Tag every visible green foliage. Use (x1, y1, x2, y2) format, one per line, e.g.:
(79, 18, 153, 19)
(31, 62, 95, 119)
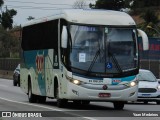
(0, 0, 17, 29)
(132, 0, 160, 8)
(138, 9, 160, 37)
(0, 0, 4, 7)
(94, 0, 125, 10)
(0, 9, 17, 29)
(0, 25, 20, 58)
(93, 0, 160, 37)
(141, 9, 159, 24)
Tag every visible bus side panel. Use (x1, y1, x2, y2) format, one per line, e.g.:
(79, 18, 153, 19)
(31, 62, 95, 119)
(20, 68, 29, 94)
(45, 49, 54, 97)
(23, 50, 48, 96)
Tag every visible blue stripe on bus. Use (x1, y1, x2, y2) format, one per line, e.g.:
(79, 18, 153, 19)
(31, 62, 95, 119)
(112, 75, 136, 85)
(73, 73, 136, 84)
(72, 73, 103, 80)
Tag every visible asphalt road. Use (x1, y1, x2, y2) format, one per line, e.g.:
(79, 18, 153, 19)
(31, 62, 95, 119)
(0, 78, 160, 120)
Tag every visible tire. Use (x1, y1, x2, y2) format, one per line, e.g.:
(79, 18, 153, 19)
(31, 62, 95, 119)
(57, 99, 67, 108)
(38, 96, 46, 103)
(55, 82, 67, 108)
(144, 101, 148, 104)
(28, 81, 37, 103)
(13, 76, 17, 86)
(13, 80, 17, 86)
(82, 100, 90, 105)
(73, 100, 90, 105)
(113, 101, 125, 110)
(18, 75, 20, 87)
(156, 101, 160, 105)
(73, 100, 81, 105)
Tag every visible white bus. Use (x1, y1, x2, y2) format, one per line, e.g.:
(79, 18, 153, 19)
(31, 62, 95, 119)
(20, 9, 148, 109)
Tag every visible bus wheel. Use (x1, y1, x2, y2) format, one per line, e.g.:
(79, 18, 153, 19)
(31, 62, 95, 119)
(82, 100, 90, 105)
(18, 75, 20, 87)
(38, 96, 46, 103)
(157, 101, 160, 105)
(144, 101, 148, 104)
(28, 81, 37, 103)
(73, 100, 90, 105)
(73, 100, 81, 105)
(113, 101, 125, 110)
(57, 99, 67, 108)
(55, 84, 67, 108)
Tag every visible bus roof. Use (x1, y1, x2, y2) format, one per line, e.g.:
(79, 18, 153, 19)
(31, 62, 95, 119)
(23, 9, 136, 27)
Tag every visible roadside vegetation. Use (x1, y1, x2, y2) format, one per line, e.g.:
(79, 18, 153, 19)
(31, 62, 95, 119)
(91, 0, 160, 37)
(0, 25, 20, 58)
(0, 0, 160, 58)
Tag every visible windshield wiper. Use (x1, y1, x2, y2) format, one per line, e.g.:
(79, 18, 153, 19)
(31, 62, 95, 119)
(86, 49, 101, 75)
(107, 40, 122, 73)
(108, 51, 122, 73)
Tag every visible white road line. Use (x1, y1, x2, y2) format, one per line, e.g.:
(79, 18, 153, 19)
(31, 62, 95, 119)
(0, 97, 97, 120)
(0, 96, 62, 111)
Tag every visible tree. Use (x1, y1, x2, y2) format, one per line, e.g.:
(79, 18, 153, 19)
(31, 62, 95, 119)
(0, 0, 17, 30)
(0, 9, 17, 29)
(0, 25, 20, 58)
(0, 0, 4, 8)
(140, 9, 160, 37)
(141, 10, 159, 25)
(73, 0, 87, 9)
(93, 0, 125, 10)
(132, 0, 160, 8)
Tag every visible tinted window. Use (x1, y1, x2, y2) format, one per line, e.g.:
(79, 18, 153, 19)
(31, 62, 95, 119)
(22, 20, 58, 51)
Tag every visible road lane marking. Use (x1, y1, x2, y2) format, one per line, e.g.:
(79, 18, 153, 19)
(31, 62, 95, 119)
(0, 96, 62, 111)
(0, 97, 96, 120)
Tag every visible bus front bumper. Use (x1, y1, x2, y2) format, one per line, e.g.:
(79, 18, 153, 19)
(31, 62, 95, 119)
(65, 82, 138, 102)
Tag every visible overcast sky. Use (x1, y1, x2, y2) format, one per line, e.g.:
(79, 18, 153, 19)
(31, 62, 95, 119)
(3, 0, 95, 26)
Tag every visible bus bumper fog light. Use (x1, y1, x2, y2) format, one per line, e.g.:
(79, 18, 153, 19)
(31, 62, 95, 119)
(129, 92, 135, 97)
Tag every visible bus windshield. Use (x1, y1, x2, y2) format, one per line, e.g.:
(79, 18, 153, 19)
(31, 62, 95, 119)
(69, 25, 138, 76)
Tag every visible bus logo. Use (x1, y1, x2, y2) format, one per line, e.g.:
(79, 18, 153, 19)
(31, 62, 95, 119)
(36, 54, 44, 74)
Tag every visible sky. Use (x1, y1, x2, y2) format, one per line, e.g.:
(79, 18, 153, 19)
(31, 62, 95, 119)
(3, 0, 96, 26)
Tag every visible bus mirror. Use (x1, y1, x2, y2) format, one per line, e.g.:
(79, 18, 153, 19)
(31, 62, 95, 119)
(137, 29, 149, 51)
(61, 26, 68, 48)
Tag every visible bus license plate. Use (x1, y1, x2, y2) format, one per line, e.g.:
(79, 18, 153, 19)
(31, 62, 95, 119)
(98, 93, 111, 97)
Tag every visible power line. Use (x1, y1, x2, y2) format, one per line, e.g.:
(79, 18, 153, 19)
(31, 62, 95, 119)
(6, 4, 70, 9)
(4, 0, 73, 6)
(6, 5, 72, 10)
(4, 1, 91, 11)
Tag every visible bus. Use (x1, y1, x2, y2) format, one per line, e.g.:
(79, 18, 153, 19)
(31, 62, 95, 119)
(20, 9, 149, 110)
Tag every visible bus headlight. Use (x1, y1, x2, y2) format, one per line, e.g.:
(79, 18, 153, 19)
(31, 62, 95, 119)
(66, 75, 84, 85)
(73, 79, 81, 85)
(124, 80, 138, 87)
(130, 81, 136, 87)
(71, 79, 83, 85)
